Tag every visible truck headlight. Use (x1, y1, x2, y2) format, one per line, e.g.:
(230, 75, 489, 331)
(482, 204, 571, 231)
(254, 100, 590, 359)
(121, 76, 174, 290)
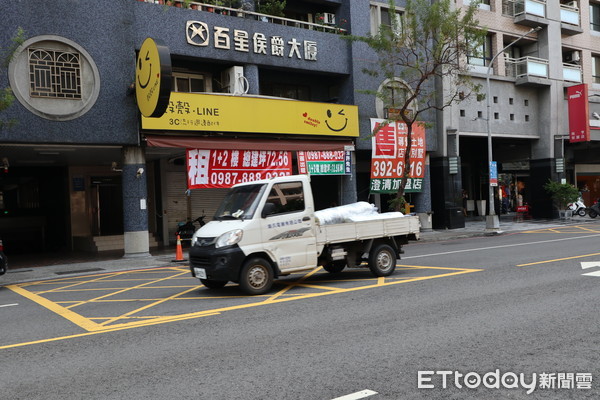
(215, 229, 243, 248)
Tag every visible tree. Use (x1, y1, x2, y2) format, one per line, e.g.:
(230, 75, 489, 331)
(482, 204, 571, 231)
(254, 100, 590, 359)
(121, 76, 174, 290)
(0, 27, 25, 130)
(350, 0, 486, 210)
(543, 180, 579, 211)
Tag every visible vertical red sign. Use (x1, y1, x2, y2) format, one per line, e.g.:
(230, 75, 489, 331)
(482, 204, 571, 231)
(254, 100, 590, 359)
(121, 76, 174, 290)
(567, 84, 590, 143)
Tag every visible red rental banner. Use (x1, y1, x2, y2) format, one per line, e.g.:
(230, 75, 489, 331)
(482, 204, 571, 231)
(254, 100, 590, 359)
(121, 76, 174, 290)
(187, 149, 292, 189)
(369, 119, 426, 193)
(567, 84, 590, 143)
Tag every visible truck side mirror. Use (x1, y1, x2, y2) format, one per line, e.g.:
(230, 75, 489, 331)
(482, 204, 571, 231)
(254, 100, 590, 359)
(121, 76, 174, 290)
(262, 202, 276, 218)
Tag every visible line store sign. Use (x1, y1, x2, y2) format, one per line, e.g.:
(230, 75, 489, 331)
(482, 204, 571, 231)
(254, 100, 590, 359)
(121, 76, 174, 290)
(186, 20, 318, 61)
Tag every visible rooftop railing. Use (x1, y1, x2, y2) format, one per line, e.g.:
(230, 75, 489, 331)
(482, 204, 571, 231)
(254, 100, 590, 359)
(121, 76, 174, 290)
(141, 0, 348, 34)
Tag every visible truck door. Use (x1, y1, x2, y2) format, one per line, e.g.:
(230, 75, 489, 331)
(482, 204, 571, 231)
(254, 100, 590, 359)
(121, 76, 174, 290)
(260, 180, 317, 271)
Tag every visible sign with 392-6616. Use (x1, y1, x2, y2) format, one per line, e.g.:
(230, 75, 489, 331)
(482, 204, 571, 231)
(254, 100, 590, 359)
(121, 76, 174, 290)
(369, 119, 426, 193)
(187, 149, 292, 189)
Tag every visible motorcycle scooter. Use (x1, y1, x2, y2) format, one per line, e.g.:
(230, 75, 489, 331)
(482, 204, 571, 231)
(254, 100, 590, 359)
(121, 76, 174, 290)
(176, 213, 206, 241)
(567, 197, 587, 216)
(587, 199, 600, 219)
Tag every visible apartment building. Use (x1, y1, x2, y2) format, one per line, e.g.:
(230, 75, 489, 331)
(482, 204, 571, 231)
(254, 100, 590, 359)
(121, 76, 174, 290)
(437, 0, 600, 219)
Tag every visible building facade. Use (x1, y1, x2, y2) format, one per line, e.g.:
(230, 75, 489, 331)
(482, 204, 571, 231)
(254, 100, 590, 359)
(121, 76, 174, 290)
(0, 0, 438, 259)
(437, 0, 600, 221)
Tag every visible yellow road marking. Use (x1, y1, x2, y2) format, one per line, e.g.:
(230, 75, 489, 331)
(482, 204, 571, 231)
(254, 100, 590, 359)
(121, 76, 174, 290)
(263, 266, 323, 303)
(99, 285, 200, 326)
(65, 270, 189, 310)
(517, 252, 600, 267)
(4, 265, 481, 350)
(7, 285, 104, 331)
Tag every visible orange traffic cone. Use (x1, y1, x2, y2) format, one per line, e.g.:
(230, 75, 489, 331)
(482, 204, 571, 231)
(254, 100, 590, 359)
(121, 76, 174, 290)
(172, 234, 186, 262)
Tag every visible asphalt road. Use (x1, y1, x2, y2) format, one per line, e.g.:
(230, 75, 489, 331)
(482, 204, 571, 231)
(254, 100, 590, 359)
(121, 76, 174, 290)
(0, 225, 598, 399)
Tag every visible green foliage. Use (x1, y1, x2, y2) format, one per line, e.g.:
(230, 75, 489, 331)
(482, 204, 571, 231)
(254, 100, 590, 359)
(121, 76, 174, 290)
(387, 196, 406, 212)
(543, 180, 579, 210)
(346, 0, 485, 202)
(1, 27, 25, 130)
(257, 0, 286, 17)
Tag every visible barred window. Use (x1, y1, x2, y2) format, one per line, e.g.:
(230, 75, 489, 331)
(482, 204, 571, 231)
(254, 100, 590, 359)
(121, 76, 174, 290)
(28, 48, 82, 99)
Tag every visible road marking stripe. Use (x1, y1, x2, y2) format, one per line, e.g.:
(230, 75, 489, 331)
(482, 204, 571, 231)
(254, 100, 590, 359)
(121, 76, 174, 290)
(331, 389, 378, 400)
(8, 285, 103, 331)
(581, 262, 600, 269)
(405, 234, 600, 260)
(582, 271, 600, 277)
(517, 252, 600, 267)
(0, 303, 18, 308)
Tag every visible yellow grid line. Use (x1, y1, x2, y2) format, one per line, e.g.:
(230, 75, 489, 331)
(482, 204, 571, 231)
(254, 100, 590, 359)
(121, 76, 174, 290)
(3, 265, 482, 349)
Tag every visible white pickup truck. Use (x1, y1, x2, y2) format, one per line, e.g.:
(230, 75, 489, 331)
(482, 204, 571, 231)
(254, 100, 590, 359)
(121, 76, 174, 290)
(189, 174, 420, 295)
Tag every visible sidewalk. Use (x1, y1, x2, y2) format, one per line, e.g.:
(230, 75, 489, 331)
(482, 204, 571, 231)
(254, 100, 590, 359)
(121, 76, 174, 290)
(1, 215, 597, 287)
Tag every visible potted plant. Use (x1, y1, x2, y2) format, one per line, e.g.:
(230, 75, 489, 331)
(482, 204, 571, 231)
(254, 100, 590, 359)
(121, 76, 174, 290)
(544, 179, 579, 219)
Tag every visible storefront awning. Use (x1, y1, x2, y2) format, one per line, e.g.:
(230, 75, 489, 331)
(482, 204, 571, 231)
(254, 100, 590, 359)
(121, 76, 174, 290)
(144, 135, 355, 151)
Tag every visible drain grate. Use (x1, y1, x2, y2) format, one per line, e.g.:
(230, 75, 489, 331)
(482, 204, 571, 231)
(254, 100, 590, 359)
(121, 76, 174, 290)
(55, 268, 105, 275)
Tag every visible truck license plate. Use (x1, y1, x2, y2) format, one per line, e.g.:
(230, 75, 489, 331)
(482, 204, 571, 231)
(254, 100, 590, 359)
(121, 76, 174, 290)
(194, 267, 207, 279)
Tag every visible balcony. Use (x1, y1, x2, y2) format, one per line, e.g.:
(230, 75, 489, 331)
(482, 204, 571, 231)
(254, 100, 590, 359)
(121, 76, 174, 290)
(503, 0, 548, 28)
(563, 63, 582, 83)
(506, 56, 551, 86)
(138, 0, 347, 35)
(560, 3, 583, 35)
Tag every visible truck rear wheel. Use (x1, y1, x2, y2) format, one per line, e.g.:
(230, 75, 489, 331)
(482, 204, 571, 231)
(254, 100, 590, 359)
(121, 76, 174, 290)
(239, 257, 274, 295)
(323, 261, 345, 273)
(368, 244, 397, 277)
(200, 279, 228, 289)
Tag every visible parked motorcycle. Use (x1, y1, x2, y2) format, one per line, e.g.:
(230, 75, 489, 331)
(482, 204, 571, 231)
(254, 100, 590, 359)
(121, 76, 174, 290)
(176, 213, 206, 240)
(587, 199, 600, 219)
(567, 197, 587, 216)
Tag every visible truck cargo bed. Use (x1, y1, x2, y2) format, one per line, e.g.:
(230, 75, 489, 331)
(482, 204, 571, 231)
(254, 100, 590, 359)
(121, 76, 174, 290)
(315, 214, 420, 245)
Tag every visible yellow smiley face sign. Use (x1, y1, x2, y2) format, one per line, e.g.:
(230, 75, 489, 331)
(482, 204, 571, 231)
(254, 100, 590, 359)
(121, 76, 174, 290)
(136, 37, 172, 118)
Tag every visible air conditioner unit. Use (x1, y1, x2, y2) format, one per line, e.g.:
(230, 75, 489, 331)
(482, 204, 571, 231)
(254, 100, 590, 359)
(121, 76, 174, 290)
(220, 66, 244, 94)
(565, 51, 580, 63)
(323, 12, 336, 25)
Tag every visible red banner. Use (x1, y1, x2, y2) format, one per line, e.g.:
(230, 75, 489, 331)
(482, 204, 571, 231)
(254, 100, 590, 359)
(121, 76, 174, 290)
(369, 119, 426, 193)
(187, 149, 292, 189)
(567, 84, 590, 143)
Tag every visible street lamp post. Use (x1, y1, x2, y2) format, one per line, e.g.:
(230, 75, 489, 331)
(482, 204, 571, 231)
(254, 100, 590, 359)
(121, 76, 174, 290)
(485, 26, 541, 231)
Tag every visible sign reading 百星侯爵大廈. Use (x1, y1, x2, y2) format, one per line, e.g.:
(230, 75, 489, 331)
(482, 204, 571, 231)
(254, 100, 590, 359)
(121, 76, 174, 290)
(186, 20, 318, 61)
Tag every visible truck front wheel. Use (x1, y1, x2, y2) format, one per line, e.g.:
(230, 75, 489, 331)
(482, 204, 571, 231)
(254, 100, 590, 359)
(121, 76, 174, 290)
(368, 244, 397, 277)
(239, 257, 274, 295)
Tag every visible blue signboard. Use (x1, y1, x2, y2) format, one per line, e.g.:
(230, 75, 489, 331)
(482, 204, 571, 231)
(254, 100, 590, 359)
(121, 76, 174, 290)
(489, 161, 498, 187)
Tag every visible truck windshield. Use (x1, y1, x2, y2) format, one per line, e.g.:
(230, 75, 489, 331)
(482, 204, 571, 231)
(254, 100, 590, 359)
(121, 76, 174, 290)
(214, 183, 267, 220)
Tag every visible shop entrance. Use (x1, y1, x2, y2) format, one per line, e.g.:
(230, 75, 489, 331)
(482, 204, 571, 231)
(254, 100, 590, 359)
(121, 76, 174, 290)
(91, 176, 123, 236)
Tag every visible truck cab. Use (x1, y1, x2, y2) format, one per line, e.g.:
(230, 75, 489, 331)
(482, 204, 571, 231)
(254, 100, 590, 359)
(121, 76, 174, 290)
(189, 175, 319, 294)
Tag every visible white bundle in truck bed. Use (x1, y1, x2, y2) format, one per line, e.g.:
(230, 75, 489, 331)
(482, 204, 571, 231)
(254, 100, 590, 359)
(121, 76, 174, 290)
(315, 201, 404, 225)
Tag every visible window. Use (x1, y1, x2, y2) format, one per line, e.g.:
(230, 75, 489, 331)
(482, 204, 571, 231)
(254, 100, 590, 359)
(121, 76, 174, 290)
(591, 3, 600, 32)
(28, 48, 81, 99)
(370, 2, 403, 36)
(468, 34, 492, 67)
(593, 55, 600, 84)
(377, 79, 413, 119)
(172, 72, 211, 93)
(261, 83, 310, 100)
(266, 182, 305, 215)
